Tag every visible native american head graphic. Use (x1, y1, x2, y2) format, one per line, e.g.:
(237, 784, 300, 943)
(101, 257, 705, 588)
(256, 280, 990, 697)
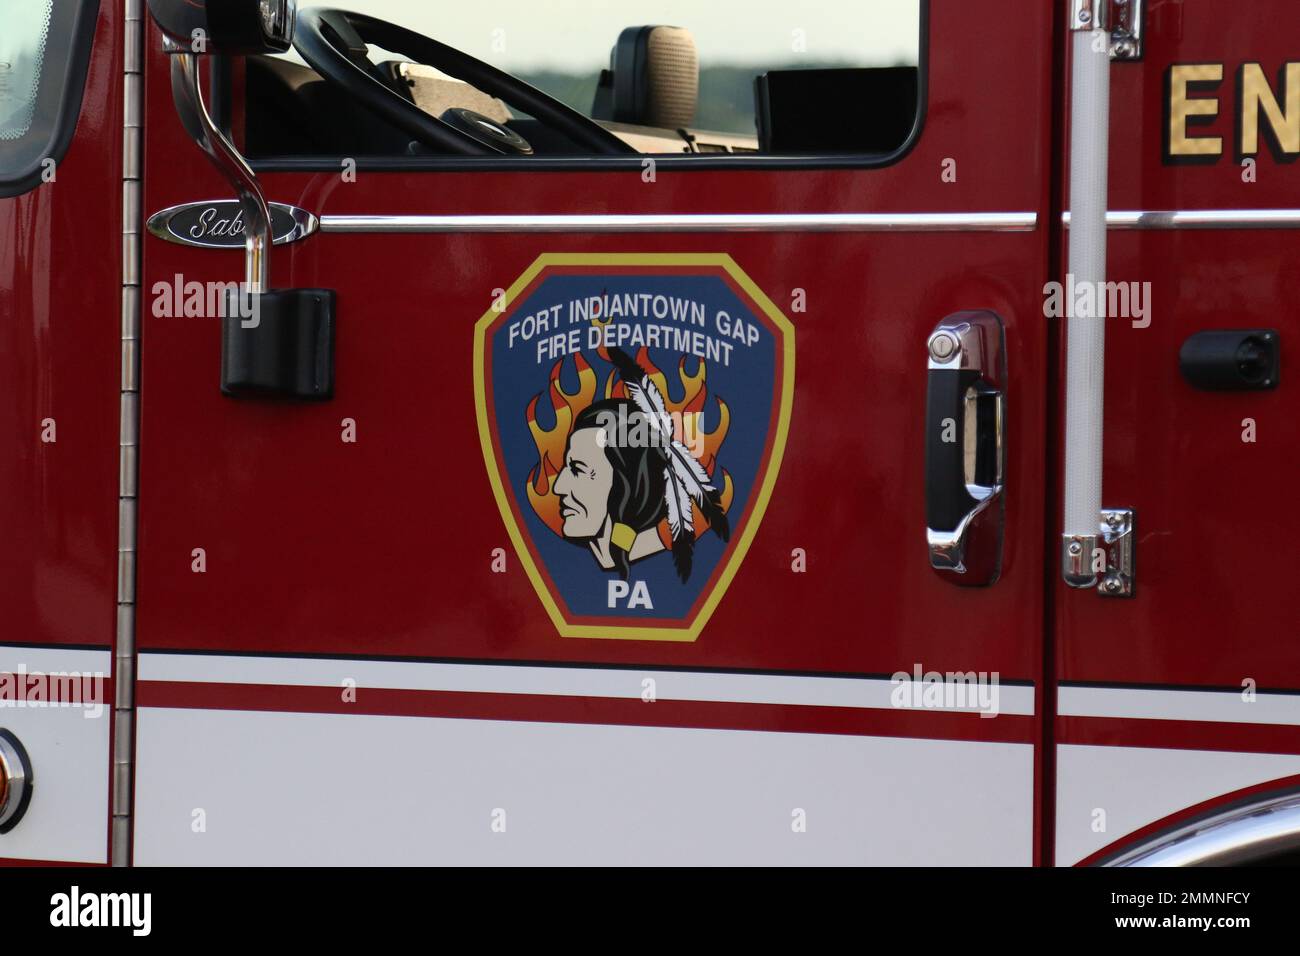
(527, 346, 731, 582)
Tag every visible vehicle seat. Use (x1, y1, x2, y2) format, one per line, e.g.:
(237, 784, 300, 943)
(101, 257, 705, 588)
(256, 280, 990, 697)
(591, 25, 698, 129)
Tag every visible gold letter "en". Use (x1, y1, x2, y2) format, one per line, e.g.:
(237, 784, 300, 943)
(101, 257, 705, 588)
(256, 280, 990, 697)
(1168, 64, 1224, 159)
(1240, 62, 1300, 157)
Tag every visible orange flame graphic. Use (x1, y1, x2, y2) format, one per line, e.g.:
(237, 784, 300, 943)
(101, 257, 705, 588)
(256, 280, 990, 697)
(525, 347, 733, 544)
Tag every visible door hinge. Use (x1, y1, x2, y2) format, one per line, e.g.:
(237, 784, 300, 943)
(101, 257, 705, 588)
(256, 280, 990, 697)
(1071, 0, 1144, 61)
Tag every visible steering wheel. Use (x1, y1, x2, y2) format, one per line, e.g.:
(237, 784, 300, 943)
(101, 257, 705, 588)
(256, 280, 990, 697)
(294, 8, 635, 156)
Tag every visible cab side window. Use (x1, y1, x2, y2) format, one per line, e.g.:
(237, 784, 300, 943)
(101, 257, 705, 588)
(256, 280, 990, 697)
(245, 0, 923, 164)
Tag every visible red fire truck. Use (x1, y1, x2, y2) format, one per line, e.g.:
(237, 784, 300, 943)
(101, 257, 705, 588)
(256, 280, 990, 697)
(0, 0, 1295, 866)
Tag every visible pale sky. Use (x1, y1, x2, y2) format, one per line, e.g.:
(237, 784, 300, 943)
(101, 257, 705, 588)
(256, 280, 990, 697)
(295, 1, 920, 72)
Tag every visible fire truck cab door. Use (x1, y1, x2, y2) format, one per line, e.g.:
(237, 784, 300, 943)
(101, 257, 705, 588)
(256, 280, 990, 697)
(130, 1, 1054, 864)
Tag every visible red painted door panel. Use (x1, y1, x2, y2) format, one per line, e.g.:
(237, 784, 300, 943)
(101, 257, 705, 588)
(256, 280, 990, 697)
(1052, 0, 1300, 866)
(132, 2, 1055, 863)
(1, 3, 120, 653)
(1058, 4, 1297, 688)
(137, 3, 1054, 676)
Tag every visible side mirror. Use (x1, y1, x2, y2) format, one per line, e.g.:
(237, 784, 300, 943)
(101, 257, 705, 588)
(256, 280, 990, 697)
(146, 0, 297, 55)
(146, 0, 335, 400)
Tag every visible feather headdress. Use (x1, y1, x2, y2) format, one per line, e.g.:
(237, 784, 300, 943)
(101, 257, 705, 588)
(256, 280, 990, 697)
(607, 348, 730, 581)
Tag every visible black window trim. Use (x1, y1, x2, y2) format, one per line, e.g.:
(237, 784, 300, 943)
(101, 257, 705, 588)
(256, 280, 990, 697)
(0, 0, 101, 199)
(244, 0, 929, 175)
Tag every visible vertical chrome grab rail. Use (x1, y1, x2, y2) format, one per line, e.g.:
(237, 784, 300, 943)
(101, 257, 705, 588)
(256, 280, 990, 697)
(1062, 5, 1112, 587)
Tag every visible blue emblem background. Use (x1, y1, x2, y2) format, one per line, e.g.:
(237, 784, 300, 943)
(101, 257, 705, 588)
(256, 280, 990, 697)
(488, 272, 779, 621)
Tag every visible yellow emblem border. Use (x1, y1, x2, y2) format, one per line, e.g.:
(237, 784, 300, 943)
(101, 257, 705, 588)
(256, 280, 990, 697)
(473, 253, 796, 642)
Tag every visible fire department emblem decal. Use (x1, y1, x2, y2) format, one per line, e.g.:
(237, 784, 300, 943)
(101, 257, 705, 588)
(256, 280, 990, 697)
(474, 253, 794, 641)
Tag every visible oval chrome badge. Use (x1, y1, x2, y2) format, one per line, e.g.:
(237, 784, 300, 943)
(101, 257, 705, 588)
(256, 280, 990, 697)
(147, 200, 319, 249)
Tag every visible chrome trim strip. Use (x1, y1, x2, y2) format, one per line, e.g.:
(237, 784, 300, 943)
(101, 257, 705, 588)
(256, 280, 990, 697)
(113, 1, 144, 869)
(1064, 209, 1300, 229)
(1104, 790, 1300, 866)
(319, 211, 1038, 234)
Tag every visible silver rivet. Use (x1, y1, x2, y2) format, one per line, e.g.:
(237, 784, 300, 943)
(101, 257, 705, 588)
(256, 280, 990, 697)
(929, 332, 959, 362)
(1068, 542, 1082, 556)
(1078, 11, 1092, 25)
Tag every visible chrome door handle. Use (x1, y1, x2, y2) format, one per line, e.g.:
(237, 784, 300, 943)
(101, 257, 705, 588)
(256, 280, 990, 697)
(924, 311, 1006, 585)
